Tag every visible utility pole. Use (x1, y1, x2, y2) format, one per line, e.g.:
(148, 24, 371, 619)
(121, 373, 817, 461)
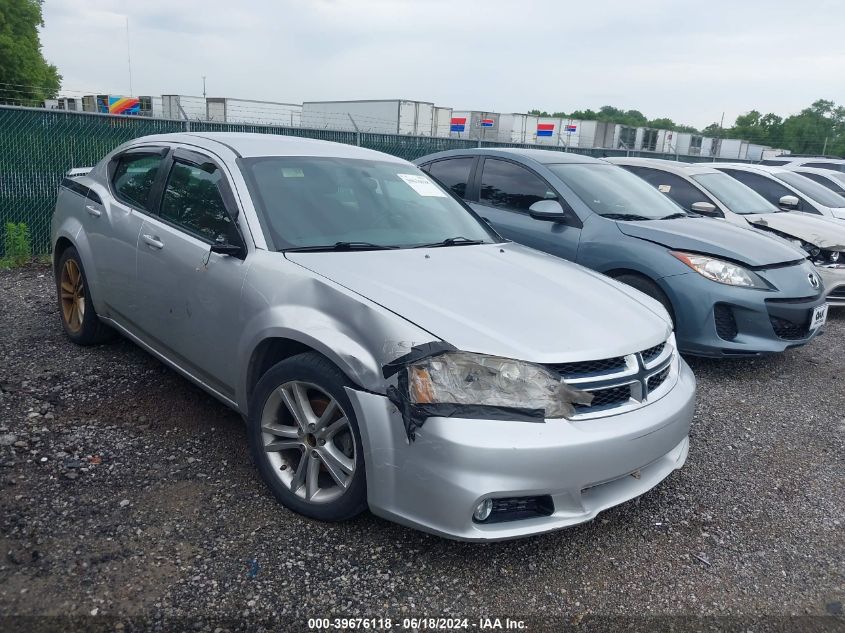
(202, 76, 207, 99)
(822, 136, 828, 156)
(713, 111, 724, 162)
(126, 17, 133, 95)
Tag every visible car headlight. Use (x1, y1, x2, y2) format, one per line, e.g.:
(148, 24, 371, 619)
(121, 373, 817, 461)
(406, 352, 591, 418)
(670, 251, 767, 288)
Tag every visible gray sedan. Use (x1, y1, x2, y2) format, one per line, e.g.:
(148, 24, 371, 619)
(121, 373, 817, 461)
(50, 133, 694, 541)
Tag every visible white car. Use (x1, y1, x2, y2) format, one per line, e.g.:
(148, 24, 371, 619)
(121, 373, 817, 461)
(783, 165, 845, 198)
(710, 163, 845, 221)
(759, 157, 845, 173)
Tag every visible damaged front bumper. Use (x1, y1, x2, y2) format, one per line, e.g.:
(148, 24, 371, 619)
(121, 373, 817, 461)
(817, 264, 845, 306)
(345, 359, 695, 541)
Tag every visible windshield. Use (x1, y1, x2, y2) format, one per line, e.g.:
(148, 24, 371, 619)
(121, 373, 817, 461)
(774, 171, 845, 208)
(240, 157, 497, 250)
(691, 173, 777, 215)
(547, 163, 686, 220)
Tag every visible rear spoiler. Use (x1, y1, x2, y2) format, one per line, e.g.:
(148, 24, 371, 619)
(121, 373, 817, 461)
(66, 167, 92, 178)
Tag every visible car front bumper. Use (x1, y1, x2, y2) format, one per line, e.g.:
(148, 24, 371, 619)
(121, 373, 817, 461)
(817, 265, 845, 306)
(345, 359, 695, 542)
(663, 268, 826, 357)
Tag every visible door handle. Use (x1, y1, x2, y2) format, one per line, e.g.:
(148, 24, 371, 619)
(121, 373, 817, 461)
(142, 234, 164, 250)
(85, 204, 102, 217)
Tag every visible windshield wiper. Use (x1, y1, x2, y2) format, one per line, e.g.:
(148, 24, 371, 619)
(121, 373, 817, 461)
(284, 241, 399, 252)
(600, 213, 654, 221)
(659, 213, 689, 220)
(413, 236, 487, 248)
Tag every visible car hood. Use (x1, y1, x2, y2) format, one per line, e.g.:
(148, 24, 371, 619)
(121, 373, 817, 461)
(745, 212, 845, 250)
(614, 217, 800, 266)
(286, 243, 671, 364)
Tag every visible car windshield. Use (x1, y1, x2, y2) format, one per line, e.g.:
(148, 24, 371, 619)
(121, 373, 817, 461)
(240, 157, 498, 250)
(774, 171, 845, 208)
(691, 173, 777, 215)
(547, 163, 686, 220)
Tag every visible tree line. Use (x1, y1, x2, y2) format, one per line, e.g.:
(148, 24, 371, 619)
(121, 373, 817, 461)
(529, 101, 845, 157)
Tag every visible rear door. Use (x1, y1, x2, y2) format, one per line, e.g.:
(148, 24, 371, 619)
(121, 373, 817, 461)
(135, 149, 250, 399)
(468, 157, 582, 261)
(93, 147, 169, 322)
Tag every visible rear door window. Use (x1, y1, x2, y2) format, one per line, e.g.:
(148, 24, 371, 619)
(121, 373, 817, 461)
(479, 158, 558, 211)
(720, 169, 811, 211)
(424, 158, 474, 198)
(111, 153, 163, 209)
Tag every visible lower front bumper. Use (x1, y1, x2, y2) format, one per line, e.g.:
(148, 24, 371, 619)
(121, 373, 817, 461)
(346, 360, 696, 541)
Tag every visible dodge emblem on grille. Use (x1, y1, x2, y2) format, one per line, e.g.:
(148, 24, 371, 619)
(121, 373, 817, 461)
(808, 272, 820, 289)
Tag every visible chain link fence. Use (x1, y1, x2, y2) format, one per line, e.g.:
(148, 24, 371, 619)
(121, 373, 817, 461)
(0, 105, 732, 256)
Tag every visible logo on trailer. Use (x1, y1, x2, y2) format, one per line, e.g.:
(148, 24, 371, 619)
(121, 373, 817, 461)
(108, 96, 140, 116)
(450, 117, 467, 133)
(565, 124, 577, 133)
(480, 118, 495, 128)
(537, 123, 555, 137)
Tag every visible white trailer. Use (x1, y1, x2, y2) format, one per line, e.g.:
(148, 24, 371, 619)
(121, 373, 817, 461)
(718, 138, 746, 159)
(301, 100, 435, 135)
(700, 137, 715, 158)
(432, 106, 453, 137)
(162, 95, 207, 120)
(449, 110, 501, 141)
(205, 98, 301, 126)
(745, 143, 771, 161)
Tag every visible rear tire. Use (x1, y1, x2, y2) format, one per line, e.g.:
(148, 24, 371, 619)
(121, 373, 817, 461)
(55, 246, 114, 345)
(613, 273, 676, 327)
(247, 352, 367, 522)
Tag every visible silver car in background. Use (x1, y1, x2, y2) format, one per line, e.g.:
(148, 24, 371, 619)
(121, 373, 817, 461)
(50, 132, 695, 541)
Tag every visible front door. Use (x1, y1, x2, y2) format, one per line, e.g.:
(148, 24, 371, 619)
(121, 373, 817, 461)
(469, 157, 582, 261)
(135, 153, 249, 399)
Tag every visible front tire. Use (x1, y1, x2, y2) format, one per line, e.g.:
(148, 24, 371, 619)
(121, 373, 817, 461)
(247, 352, 367, 522)
(55, 246, 113, 345)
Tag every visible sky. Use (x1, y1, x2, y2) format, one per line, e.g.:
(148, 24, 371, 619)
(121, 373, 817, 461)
(40, 0, 845, 129)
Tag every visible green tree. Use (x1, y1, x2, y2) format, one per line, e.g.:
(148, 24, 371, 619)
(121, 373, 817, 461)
(0, 0, 61, 105)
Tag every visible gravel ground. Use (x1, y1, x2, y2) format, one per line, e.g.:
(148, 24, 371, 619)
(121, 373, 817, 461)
(1, 263, 843, 632)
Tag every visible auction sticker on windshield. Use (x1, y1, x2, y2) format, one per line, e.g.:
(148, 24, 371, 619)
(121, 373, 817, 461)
(810, 303, 828, 332)
(397, 173, 447, 197)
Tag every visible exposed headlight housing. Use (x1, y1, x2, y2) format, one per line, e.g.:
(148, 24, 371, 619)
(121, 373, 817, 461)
(670, 251, 767, 288)
(406, 352, 591, 418)
(812, 249, 842, 266)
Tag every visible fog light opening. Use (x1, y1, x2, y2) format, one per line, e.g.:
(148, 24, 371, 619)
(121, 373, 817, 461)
(473, 498, 493, 522)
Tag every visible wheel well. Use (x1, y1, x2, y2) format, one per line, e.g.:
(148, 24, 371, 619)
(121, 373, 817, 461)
(53, 237, 74, 275)
(246, 338, 320, 402)
(604, 268, 650, 281)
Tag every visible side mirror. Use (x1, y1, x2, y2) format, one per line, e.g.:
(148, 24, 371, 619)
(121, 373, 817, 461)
(779, 195, 800, 211)
(528, 199, 567, 222)
(690, 201, 719, 216)
(210, 239, 243, 257)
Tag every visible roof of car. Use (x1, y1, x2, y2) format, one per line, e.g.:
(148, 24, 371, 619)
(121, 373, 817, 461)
(125, 132, 408, 163)
(415, 147, 600, 166)
(605, 156, 721, 176)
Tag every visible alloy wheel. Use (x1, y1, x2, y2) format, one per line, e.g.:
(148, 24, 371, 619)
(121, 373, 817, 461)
(261, 381, 356, 504)
(60, 259, 85, 333)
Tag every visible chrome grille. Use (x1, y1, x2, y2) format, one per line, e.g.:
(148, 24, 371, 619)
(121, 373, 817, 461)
(640, 343, 665, 363)
(549, 356, 627, 378)
(553, 337, 677, 420)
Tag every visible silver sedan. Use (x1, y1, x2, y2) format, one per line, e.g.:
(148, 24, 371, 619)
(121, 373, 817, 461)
(51, 133, 695, 540)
